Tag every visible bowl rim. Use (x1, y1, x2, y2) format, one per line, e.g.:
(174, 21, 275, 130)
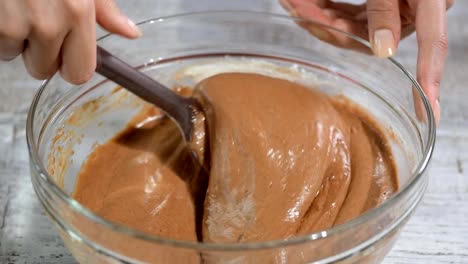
(26, 10, 435, 253)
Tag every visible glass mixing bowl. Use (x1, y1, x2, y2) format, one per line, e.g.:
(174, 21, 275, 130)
(27, 11, 435, 264)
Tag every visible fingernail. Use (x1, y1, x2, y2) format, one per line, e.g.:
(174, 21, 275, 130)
(308, 26, 329, 41)
(280, 0, 293, 10)
(434, 99, 441, 126)
(372, 29, 395, 58)
(126, 18, 142, 38)
(280, 0, 299, 16)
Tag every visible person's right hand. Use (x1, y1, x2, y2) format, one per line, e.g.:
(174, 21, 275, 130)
(0, 0, 141, 84)
(280, 0, 453, 125)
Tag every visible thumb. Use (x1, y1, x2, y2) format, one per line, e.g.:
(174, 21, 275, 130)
(95, 0, 142, 39)
(367, 0, 401, 57)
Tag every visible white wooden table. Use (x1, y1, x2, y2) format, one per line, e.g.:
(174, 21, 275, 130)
(0, 1, 467, 263)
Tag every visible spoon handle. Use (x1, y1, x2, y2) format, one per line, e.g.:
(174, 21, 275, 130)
(96, 46, 193, 138)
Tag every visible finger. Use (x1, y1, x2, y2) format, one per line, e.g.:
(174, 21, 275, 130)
(0, 37, 24, 61)
(60, 2, 97, 84)
(95, 0, 142, 39)
(287, 0, 346, 25)
(367, 0, 400, 58)
(325, 1, 366, 16)
(280, 0, 296, 15)
(22, 9, 67, 79)
(0, 2, 28, 61)
(286, 0, 369, 51)
(413, 0, 448, 125)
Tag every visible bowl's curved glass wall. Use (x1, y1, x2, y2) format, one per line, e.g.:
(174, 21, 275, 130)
(28, 11, 434, 263)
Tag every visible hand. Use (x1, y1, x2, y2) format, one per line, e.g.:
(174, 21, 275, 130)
(0, 0, 141, 84)
(280, 0, 453, 124)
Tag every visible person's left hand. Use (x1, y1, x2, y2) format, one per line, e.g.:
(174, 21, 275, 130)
(280, 0, 453, 124)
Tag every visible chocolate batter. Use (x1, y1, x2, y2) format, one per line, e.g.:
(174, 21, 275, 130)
(73, 72, 397, 243)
